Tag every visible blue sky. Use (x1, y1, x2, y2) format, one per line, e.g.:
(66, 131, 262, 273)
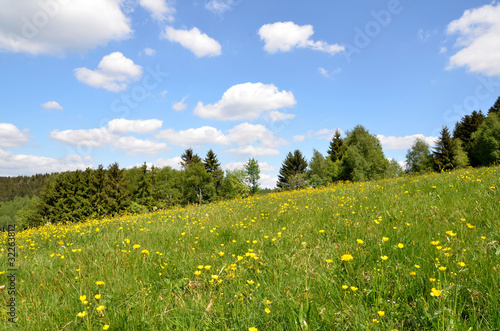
(1, 0, 500, 188)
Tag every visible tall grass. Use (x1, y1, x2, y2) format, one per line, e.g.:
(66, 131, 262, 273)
(1, 166, 499, 330)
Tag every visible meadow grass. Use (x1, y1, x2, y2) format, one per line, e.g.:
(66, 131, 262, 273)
(1, 166, 499, 330)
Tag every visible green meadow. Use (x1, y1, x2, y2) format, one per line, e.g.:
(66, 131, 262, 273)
(1, 166, 499, 330)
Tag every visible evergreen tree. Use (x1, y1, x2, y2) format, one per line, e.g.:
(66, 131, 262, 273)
(405, 138, 433, 173)
(327, 129, 346, 162)
(488, 96, 500, 115)
(471, 112, 500, 166)
(432, 126, 456, 172)
(244, 158, 260, 194)
(89, 165, 108, 218)
(105, 162, 129, 214)
(277, 150, 308, 190)
(453, 110, 485, 166)
(307, 149, 329, 188)
(180, 148, 202, 169)
(134, 162, 153, 208)
(203, 149, 224, 195)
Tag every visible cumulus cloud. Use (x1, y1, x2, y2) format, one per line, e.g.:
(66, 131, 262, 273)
(161, 26, 221, 57)
(225, 145, 280, 156)
(0, 123, 30, 148)
(267, 110, 295, 122)
(157, 126, 230, 147)
(127, 157, 183, 170)
(259, 21, 344, 55)
(74, 52, 143, 92)
(107, 118, 163, 134)
(259, 173, 278, 189)
(112, 136, 169, 155)
(0, 0, 132, 55)
(446, 3, 500, 76)
(222, 161, 276, 172)
(376, 134, 438, 150)
(172, 96, 188, 111)
(227, 123, 287, 148)
(306, 128, 341, 141)
(139, 0, 175, 22)
(293, 135, 305, 142)
(50, 127, 115, 147)
(194, 82, 296, 121)
(0, 149, 92, 176)
(42, 101, 63, 110)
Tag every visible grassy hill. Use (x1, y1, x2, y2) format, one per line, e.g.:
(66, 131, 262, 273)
(1, 166, 499, 330)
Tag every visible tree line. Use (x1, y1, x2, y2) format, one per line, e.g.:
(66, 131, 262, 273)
(275, 96, 500, 190)
(2, 150, 262, 229)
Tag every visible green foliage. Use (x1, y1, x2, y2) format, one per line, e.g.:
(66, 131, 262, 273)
(405, 138, 433, 173)
(452, 138, 469, 169)
(327, 129, 346, 162)
(340, 125, 389, 181)
(453, 110, 485, 166)
(386, 159, 404, 178)
(204, 149, 224, 195)
(471, 112, 500, 166)
(220, 169, 250, 199)
(488, 96, 500, 115)
(307, 149, 330, 188)
(0, 173, 52, 203)
(244, 158, 260, 194)
(432, 126, 456, 172)
(277, 150, 308, 190)
(183, 162, 215, 204)
(180, 148, 202, 169)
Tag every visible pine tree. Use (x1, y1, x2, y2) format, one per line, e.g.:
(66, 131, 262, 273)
(180, 148, 202, 169)
(134, 162, 153, 208)
(203, 149, 223, 195)
(244, 158, 260, 194)
(105, 162, 129, 214)
(327, 129, 346, 162)
(277, 150, 308, 190)
(488, 96, 500, 115)
(432, 126, 456, 171)
(89, 165, 108, 218)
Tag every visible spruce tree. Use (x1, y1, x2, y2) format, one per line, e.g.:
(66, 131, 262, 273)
(89, 165, 107, 218)
(105, 162, 129, 214)
(453, 110, 485, 166)
(180, 148, 202, 169)
(134, 162, 153, 208)
(327, 129, 346, 162)
(432, 126, 456, 172)
(203, 149, 223, 195)
(277, 150, 308, 190)
(488, 96, 500, 115)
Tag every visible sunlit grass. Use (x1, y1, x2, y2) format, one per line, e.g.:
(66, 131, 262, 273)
(1, 166, 499, 330)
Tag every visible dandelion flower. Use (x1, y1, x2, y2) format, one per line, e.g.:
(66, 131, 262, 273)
(103, 326, 110, 330)
(381, 255, 389, 261)
(397, 243, 404, 249)
(341, 254, 354, 261)
(430, 288, 442, 297)
(458, 262, 465, 267)
(247, 280, 254, 285)
(377, 310, 385, 317)
(141, 249, 149, 255)
(77, 311, 87, 318)
(439, 266, 447, 271)
(342, 285, 348, 290)
(79, 295, 86, 302)
(218, 252, 224, 257)
(372, 318, 379, 323)
(382, 237, 389, 242)
(265, 307, 270, 314)
(249, 328, 258, 331)
(350, 286, 358, 291)
(429, 278, 436, 282)
(194, 270, 202, 276)
(357, 239, 364, 244)
(326, 259, 333, 263)
(466, 223, 476, 229)
(96, 305, 105, 312)
(96, 281, 105, 286)
(95, 294, 101, 300)
(133, 244, 140, 249)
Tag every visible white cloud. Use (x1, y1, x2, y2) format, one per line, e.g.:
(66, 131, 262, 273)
(112, 136, 169, 155)
(107, 118, 163, 134)
(0, 149, 92, 176)
(259, 173, 277, 189)
(227, 122, 287, 148)
(194, 82, 296, 121)
(267, 110, 295, 122)
(172, 95, 188, 111)
(74, 52, 143, 92)
(161, 26, 221, 57)
(447, 3, 500, 76)
(258, 21, 344, 55)
(139, 0, 175, 22)
(205, 0, 235, 15)
(42, 101, 63, 110)
(50, 127, 115, 147)
(225, 145, 280, 156)
(318, 67, 329, 78)
(439, 46, 447, 54)
(0, 0, 132, 55)
(293, 135, 305, 142)
(127, 157, 183, 170)
(156, 126, 230, 147)
(222, 161, 276, 172)
(0, 123, 30, 148)
(376, 134, 438, 150)
(307, 128, 340, 141)
(141, 47, 156, 56)
(417, 29, 431, 42)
